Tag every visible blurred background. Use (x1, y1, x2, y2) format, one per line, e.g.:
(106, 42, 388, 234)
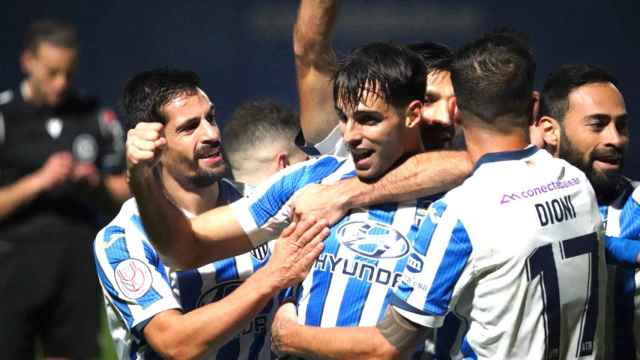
(1, 0, 637, 180)
(0, 0, 637, 357)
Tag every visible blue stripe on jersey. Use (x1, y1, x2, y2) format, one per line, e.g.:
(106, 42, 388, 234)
(335, 203, 398, 326)
(424, 220, 472, 316)
(215, 257, 239, 283)
(340, 170, 356, 180)
(176, 269, 202, 311)
(101, 225, 135, 328)
(305, 218, 345, 326)
(249, 156, 342, 226)
(215, 256, 242, 359)
(377, 221, 420, 322)
(605, 236, 640, 266)
(414, 201, 448, 256)
(619, 189, 640, 239)
(460, 337, 478, 360)
(614, 267, 636, 358)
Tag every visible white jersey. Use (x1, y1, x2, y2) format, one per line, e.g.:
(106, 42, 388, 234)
(94, 180, 282, 360)
(232, 155, 437, 357)
(601, 180, 640, 359)
(392, 147, 606, 359)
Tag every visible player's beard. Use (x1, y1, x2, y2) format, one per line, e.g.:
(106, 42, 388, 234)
(191, 168, 223, 188)
(558, 130, 625, 205)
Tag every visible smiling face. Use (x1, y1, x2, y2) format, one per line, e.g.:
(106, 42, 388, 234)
(160, 89, 226, 188)
(558, 82, 628, 200)
(338, 90, 422, 181)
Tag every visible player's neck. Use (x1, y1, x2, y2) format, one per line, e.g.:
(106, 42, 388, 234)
(463, 125, 530, 166)
(160, 167, 220, 216)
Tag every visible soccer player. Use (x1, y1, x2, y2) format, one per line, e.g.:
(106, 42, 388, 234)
(0, 19, 127, 359)
(127, 42, 440, 358)
(94, 69, 327, 359)
(288, 0, 470, 226)
(223, 100, 308, 195)
(271, 31, 606, 360)
(536, 64, 639, 359)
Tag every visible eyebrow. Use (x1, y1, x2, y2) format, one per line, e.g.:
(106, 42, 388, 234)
(176, 105, 215, 132)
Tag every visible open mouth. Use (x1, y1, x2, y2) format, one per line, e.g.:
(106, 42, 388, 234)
(196, 147, 223, 164)
(350, 148, 374, 167)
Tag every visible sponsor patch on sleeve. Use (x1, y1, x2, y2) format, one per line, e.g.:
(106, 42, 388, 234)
(114, 259, 153, 299)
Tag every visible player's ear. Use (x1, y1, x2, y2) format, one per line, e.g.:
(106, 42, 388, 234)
(405, 100, 422, 128)
(449, 97, 460, 125)
(539, 116, 561, 152)
(276, 152, 289, 170)
(20, 49, 35, 74)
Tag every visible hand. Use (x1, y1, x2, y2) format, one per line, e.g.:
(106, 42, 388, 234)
(71, 161, 100, 188)
(271, 302, 299, 356)
(265, 218, 329, 289)
(33, 151, 74, 191)
(288, 183, 350, 226)
(126, 122, 166, 179)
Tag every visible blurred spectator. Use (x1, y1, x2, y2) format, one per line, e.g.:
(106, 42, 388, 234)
(223, 100, 307, 194)
(0, 19, 128, 359)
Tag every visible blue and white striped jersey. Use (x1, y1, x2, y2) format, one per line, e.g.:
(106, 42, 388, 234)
(94, 179, 282, 360)
(391, 147, 606, 360)
(601, 179, 640, 359)
(231, 155, 437, 358)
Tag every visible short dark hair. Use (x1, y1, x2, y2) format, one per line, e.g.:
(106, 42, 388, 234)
(407, 41, 453, 74)
(121, 68, 200, 129)
(223, 100, 300, 157)
(333, 42, 426, 116)
(451, 30, 535, 128)
(540, 64, 618, 121)
(24, 19, 78, 53)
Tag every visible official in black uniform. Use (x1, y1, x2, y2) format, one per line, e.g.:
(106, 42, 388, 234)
(0, 19, 129, 359)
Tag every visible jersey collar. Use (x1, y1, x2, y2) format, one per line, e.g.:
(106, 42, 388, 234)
(471, 145, 539, 175)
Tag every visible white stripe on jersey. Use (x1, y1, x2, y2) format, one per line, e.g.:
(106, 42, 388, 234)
(317, 211, 369, 327)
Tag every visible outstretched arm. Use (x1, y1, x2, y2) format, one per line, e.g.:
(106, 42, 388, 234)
(143, 219, 328, 360)
(271, 304, 428, 360)
(294, 0, 341, 145)
(290, 150, 472, 224)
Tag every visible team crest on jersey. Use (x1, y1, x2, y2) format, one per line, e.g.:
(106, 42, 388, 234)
(250, 243, 270, 261)
(45, 118, 63, 139)
(73, 134, 98, 162)
(336, 220, 410, 259)
(198, 280, 243, 306)
(114, 259, 153, 299)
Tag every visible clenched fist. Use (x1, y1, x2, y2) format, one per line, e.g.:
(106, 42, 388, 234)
(126, 122, 167, 179)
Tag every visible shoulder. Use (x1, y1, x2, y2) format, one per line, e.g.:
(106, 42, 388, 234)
(93, 198, 151, 257)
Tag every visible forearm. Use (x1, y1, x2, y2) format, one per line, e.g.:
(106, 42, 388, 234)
(0, 173, 45, 219)
(147, 267, 282, 360)
(294, 0, 341, 144)
(344, 150, 471, 207)
(129, 168, 201, 268)
(294, 0, 339, 64)
(277, 323, 398, 360)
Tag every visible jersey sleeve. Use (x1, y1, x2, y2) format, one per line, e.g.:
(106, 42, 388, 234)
(231, 155, 344, 246)
(391, 199, 474, 328)
(95, 108, 126, 174)
(605, 185, 640, 266)
(94, 210, 181, 340)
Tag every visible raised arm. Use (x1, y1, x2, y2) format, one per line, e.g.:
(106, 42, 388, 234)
(143, 219, 327, 360)
(290, 150, 472, 224)
(127, 122, 259, 268)
(294, 0, 341, 145)
(271, 304, 428, 360)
